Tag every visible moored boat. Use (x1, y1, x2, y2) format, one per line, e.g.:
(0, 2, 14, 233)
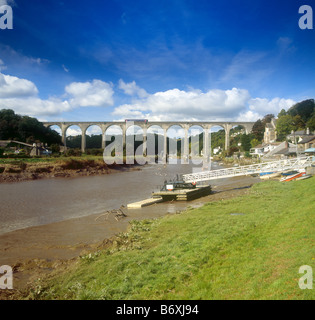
(259, 172, 281, 180)
(160, 176, 197, 191)
(295, 174, 312, 181)
(280, 171, 306, 182)
(259, 172, 275, 176)
(281, 170, 299, 176)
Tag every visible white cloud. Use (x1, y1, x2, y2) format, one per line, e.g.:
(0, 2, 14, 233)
(0, 72, 70, 116)
(65, 79, 114, 108)
(86, 125, 102, 135)
(249, 97, 296, 116)
(236, 110, 262, 122)
(112, 87, 250, 121)
(0, 73, 38, 98)
(118, 79, 148, 98)
(111, 103, 149, 119)
(0, 97, 72, 116)
(66, 126, 82, 136)
(0, 72, 114, 117)
(0, 70, 298, 123)
(113, 82, 299, 123)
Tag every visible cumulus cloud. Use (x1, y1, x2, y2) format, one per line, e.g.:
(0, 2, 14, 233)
(235, 110, 262, 122)
(112, 87, 251, 121)
(118, 79, 148, 98)
(0, 71, 297, 122)
(65, 126, 82, 136)
(233, 98, 296, 122)
(112, 80, 298, 122)
(0, 73, 38, 98)
(0, 72, 114, 117)
(0, 96, 72, 116)
(249, 97, 296, 116)
(65, 79, 114, 108)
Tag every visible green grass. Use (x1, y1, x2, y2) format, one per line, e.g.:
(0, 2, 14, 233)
(26, 177, 315, 300)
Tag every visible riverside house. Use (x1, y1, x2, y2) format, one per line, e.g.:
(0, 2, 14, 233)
(298, 135, 315, 154)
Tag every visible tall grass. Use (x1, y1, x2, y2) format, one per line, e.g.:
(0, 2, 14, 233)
(26, 177, 315, 300)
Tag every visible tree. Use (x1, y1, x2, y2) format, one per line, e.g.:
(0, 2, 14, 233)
(278, 109, 287, 118)
(251, 119, 265, 141)
(262, 114, 275, 126)
(0, 109, 21, 140)
(306, 114, 315, 131)
(240, 134, 251, 152)
(250, 138, 260, 148)
(287, 99, 315, 123)
(0, 109, 61, 145)
(292, 115, 305, 130)
(276, 115, 295, 140)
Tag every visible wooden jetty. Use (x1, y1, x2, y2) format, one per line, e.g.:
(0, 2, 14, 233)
(152, 185, 211, 201)
(127, 197, 163, 209)
(127, 185, 212, 209)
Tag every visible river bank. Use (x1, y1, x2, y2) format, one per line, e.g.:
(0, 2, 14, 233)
(3, 176, 314, 300)
(0, 174, 259, 299)
(0, 157, 141, 183)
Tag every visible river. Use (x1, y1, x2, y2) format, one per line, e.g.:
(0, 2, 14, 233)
(0, 161, 234, 236)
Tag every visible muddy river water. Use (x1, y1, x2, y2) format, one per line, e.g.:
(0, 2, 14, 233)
(0, 162, 230, 235)
(1, 163, 187, 235)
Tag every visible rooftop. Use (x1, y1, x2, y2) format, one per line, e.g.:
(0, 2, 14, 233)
(298, 135, 315, 144)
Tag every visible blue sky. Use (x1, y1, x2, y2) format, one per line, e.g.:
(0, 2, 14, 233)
(0, 0, 314, 128)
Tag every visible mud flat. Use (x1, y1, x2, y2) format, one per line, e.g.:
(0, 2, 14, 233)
(0, 158, 141, 183)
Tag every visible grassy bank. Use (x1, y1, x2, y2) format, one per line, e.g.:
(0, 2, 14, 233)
(24, 177, 314, 300)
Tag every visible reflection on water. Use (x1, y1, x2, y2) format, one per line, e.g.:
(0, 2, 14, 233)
(0, 161, 229, 235)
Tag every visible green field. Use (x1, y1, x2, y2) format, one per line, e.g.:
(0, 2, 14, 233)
(26, 177, 315, 300)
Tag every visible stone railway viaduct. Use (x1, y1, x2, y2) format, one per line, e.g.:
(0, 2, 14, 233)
(43, 121, 255, 160)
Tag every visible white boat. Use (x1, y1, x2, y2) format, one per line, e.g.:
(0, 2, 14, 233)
(259, 172, 281, 180)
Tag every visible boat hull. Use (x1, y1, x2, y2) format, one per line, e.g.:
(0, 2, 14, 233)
(259, 172, 281, 180)
(280, 172, 305, 182)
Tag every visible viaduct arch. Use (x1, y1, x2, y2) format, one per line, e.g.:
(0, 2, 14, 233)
(43, 121, 255, 163)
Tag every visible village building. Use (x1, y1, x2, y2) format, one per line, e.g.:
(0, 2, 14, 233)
(286, 127, 314, 144)
(263, 118, 277, 144)
(250, 141, 292, 158)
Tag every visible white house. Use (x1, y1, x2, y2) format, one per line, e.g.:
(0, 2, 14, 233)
(250, 142, 282, 158)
